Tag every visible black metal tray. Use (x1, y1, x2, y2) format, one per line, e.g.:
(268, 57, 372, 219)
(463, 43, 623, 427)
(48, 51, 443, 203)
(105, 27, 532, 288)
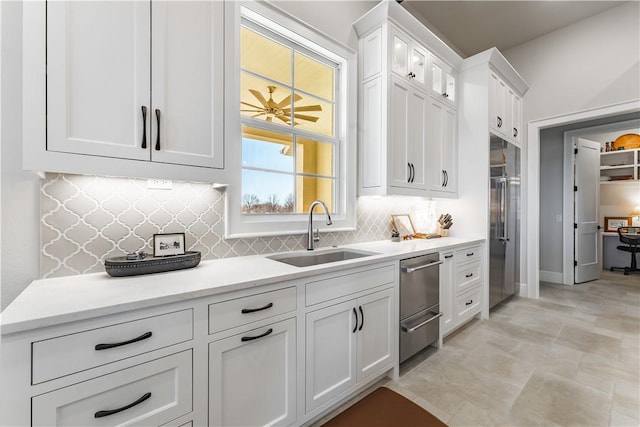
(105, 251, 201, 277)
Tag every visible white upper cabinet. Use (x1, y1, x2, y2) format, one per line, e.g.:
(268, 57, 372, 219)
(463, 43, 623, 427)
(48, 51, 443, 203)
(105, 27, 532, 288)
(390, 27, 428, 90)
(489, 70, 523, 146)
(354, 1, 462, 198)
(151, 1, 224, 168)
(47, 1, 151, 161)
(431, 56, 457, 107)
(26, 1, 226, 183)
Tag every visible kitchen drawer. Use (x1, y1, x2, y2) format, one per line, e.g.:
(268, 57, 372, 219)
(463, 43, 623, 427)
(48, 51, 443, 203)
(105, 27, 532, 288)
(455, 246, 481, 265)
(455, 285, 482, 324)
(305, 264, 396, 306)
(32, 309, 193, 384)
(32, 350, 192, 427)
(209, 286, 296, 334)
(455, 261, 481, 294)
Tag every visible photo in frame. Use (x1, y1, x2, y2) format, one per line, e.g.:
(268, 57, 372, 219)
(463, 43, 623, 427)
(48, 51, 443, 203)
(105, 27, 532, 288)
(153, 233, 186, 257)
(604, 217, 631, 232)
(391, 214, 416, 237)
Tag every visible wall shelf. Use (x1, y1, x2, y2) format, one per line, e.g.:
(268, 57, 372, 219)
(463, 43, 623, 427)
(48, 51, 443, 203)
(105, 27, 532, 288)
(600, 148, 638, 183)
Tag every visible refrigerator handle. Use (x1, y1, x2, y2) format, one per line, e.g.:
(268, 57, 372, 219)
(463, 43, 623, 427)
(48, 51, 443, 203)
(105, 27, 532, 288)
(501, 179, 509, 242)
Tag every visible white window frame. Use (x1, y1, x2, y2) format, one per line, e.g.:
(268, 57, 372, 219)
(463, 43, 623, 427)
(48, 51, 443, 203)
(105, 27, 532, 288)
(225, 1, 357, 238)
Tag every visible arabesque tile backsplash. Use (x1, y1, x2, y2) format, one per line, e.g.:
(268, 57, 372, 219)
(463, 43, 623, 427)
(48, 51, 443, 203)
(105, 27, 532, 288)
(41, 174, 437, 278)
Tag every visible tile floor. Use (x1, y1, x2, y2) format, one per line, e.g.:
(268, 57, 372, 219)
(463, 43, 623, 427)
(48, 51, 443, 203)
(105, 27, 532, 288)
(318, 270, 640, 426)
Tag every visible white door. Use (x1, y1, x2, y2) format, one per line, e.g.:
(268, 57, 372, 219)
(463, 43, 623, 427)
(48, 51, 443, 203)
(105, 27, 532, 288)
(389, 77, 411, 188)
(151, 1, 224, 168)
(407, 88, 428, 189)
(426, 98, 445, 192)
(574, 138, 601, 283)
(305, 301, 357, 413)
(356, 289, 393, 382)
(209, 318, 296, 427)
(47, 1, 150, 160)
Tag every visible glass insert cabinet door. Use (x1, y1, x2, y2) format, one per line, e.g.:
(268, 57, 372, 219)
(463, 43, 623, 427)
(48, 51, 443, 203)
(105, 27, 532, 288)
(391, 34, 409, 78)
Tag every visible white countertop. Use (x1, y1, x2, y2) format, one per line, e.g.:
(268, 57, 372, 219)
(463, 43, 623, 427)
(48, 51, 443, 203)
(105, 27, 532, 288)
(0, 237, 483, 335)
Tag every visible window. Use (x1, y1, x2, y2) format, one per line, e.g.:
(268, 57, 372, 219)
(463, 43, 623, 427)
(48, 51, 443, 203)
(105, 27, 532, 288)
(225, 3, 356, 238)
(240, 20, 338, 214)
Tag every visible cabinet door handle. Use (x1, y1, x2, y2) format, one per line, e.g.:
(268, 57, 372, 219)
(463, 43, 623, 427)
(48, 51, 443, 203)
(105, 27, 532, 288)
(410, 163, 415, 183)
(94, 331, 152, 351)
(444, 170, 449, 187)
(94, 392, 151, 418)
(497, 116, 503, 128)
(467, 252, 474, 257)
(465, 300, 473, 306)
(442, 170, 445, 186)
(465, 273, 473, 278)
(141, 106, 147, 149)
(513, 127, 518, 137)
(241, 302, 273, 314)
(352, 307, 358, 333)
(155, 109, 161, 151)
(241, 328, 273, 342)
(358, 305, 364, 331)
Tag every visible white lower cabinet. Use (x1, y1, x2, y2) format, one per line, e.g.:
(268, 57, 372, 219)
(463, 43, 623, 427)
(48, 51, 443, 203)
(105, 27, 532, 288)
(32, 350, 192, 427)
(208, 318, 296, 427)
(305, 288, 394, 413)
(440, 245, 484, 337)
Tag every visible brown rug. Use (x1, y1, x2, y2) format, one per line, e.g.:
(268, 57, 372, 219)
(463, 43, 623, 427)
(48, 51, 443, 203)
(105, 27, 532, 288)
(321, 387, 448, 427)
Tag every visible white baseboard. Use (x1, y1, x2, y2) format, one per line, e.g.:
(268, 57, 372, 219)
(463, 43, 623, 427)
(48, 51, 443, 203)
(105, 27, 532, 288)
(539, 270, 563, 284)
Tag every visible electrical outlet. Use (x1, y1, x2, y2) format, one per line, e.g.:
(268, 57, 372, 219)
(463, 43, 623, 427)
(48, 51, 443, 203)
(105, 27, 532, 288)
(147, 179, 173, 190)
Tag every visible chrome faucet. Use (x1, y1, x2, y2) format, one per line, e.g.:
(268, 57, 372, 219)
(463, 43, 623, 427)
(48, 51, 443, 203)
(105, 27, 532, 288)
(307, 200, 333, 250)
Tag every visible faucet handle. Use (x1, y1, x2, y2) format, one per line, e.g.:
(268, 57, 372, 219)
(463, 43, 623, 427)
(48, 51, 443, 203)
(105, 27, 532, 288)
(313, 228, 321, 243)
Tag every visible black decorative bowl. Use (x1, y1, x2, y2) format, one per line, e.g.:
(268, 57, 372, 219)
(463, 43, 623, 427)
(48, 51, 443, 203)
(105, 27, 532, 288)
(105, 251, 201, 277)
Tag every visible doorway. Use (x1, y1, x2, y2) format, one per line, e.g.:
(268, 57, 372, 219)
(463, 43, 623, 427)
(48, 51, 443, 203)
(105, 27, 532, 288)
(526, 100, 640, 297)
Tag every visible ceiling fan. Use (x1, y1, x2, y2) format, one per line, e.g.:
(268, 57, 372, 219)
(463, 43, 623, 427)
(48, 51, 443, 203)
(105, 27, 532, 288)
(241, 85, 322, 125)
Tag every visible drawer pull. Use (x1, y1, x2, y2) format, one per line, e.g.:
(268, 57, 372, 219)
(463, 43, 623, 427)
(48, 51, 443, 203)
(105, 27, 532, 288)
(401, 311, 442, 333)
(241, 328, 273, 342)
(465, 273, 474, 278)
(94, 392, 151, 418)
(241, 302, 273, 314)
(94, 331, 152, 351)
(465, 300, 473, 306)
(444, 254, 453, 259)
(466, 252, 474, 257)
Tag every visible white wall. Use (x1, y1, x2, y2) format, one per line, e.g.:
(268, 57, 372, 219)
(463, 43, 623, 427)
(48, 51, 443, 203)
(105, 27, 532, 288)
(504, 1, 640, 123)
(1, 1, 41, 311)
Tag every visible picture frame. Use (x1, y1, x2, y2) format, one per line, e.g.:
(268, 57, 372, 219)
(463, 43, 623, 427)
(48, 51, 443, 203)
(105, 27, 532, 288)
(391, 214, 416, 237)
(604, 217, 631, 232)
(153, 233, 186, 257)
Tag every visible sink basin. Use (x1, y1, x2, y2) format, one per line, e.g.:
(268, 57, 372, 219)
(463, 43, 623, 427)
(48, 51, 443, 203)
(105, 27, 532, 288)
(268, 248, 378, 267)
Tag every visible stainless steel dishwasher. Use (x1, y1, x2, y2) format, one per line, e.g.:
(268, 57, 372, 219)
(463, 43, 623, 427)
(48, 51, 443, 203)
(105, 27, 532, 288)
(399, 253, 442, 363)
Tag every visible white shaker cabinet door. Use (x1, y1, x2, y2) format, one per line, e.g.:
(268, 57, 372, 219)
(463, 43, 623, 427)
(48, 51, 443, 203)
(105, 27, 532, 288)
(47, 1, 150, 160)
(305, 301, 357, 413)
(356, 289, 394, 382)
(151, 1, 224, 168)
(209, 318, 297, 427)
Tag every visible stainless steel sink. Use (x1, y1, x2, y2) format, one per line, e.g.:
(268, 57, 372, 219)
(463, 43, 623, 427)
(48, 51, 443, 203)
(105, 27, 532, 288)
(268, 248, 378, 267)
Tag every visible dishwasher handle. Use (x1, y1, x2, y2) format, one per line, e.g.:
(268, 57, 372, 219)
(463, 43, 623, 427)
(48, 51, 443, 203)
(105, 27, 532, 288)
(401, 311, 443, 333)
(401, 260, 443, 273)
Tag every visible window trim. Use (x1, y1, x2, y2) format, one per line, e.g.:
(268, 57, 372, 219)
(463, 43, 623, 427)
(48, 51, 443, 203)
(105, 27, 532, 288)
(224, 0, 357, 238)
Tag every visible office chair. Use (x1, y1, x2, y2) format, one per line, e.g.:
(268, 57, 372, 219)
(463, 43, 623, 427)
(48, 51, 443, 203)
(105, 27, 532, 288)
(609, 226, 640, 275)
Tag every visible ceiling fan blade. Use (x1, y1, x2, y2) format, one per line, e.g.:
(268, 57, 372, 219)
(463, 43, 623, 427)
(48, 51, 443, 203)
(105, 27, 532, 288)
(251, 112, 267, 118)
(293, 114, 320, 122)
(241, 109, 265, 113)
(285, 105, 322, 112)
(275, 115, 298, 126)
(249, 89, 270, 108)
(241, 101, 265, 110)
(276, 93, 303, 109)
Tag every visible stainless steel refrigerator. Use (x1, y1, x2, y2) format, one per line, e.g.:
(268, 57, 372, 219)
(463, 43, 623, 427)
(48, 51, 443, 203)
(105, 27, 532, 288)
(489, 136, 520, 309)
